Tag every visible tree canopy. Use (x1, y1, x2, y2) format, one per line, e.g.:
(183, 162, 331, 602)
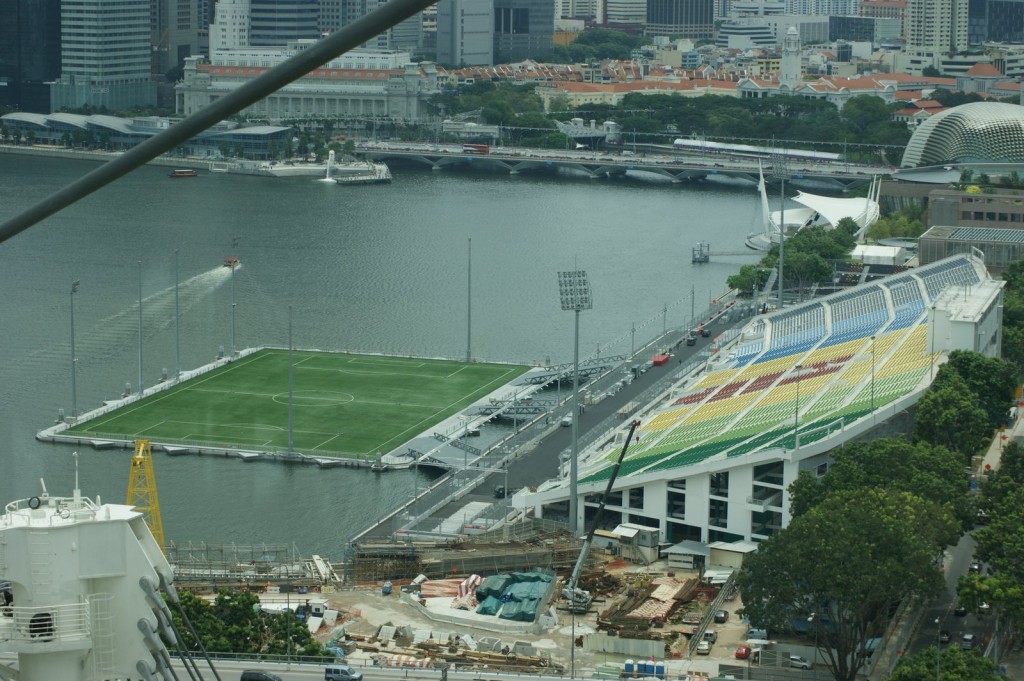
(912, 370, 992, 464)
(788, 438, 970, 535)
(738, 488, 952, 681)
(888, 644, 1002, 681)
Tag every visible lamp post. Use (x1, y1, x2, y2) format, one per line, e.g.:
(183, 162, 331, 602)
(466, 237, 472, 362)
(70, 280, 80, 419)
(808, 613, 818, 671)
(137, 260, 144, 395)
(770, 153, 789, 310)
(935, 617, 941, 681)
(794, 364, 803, 445)
(558, 269, 592, 535)
(870, 335, 876, 413)
(174, 249, 180, 379)
(230, 236, 239, 356)
(930, 305, 937, 380)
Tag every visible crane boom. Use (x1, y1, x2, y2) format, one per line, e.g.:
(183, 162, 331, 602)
(562, 419, 641, 612)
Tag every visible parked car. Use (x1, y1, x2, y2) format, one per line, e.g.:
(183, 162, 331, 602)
(735, 645, 751, 659)
(961, 633, 976, 651)
(953, 603, 968, 617)
(969, 560, 982, 574)
(714, 609, 729, 623)
(696, 640, 711, 655)
(789, 655, 812, 670)
(939, 630, 951, 644)
(978, 602, 991, 615)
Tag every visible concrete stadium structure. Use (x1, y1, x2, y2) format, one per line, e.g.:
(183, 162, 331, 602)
(527, 255, 1003, 545)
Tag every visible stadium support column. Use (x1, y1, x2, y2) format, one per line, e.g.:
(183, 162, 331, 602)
(558, 270, 592, 535)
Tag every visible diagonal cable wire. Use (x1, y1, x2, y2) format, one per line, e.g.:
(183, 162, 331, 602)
(0, 0, 437, 247)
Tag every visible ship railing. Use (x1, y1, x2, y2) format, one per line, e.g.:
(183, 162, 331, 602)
(0, 601, 91, 644)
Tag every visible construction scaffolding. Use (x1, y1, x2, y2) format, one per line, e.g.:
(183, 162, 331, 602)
(344, 526, 606, 585)
(126, 439, 165, 550)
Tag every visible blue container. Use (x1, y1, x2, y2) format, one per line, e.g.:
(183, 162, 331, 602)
(624, 659, 635, 676)
(655, 662, 665, 679)
(640, 661, 653, 675)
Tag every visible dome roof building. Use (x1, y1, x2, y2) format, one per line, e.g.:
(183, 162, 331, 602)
(900, 102, 1024, 168)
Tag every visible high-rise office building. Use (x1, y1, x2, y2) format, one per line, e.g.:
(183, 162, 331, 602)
(319, 0, 423, 51)
(436, 0, 494, 66)
(0, 0, 62, 112)
(52, 0, 157, 111)
(151, 0, 201, 76)
(210, 0, 251, 52)
(606, 0, 646, 24)
(249, 0, 320, 46)
(646, 0, 715, 39)
(493, 0, 554, 63)
(986, 0, 1024, 43)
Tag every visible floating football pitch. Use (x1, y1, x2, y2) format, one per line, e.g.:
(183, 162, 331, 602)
(65, 349, 530, 458)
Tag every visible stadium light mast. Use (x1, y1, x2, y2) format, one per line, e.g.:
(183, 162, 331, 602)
(466, 237, 472, 363)
(558, 269, 592, 535)
(770, 153, 789, 310)
(288, 305, 294, 454)
(870, 335, 877, 415)
(794, 364, 803, 445)
(174, 249, 180, 379)
(70, 279, 80, 419)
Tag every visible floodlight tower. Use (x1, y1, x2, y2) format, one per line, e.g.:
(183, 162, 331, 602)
(558, 269, 592, 535)
(770, 153, 789, 310)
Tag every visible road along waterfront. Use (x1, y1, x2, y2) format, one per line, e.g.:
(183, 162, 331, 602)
(0, 153, 761, 557)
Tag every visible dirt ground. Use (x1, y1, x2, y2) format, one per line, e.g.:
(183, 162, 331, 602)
(299, 561, 748, 678)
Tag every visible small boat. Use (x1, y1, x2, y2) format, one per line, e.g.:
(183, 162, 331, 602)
(224, 256, 239, 269)
(169, 169, 198, 177)
(334, 161, 391, 185)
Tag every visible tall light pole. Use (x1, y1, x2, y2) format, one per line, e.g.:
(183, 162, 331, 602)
(137, 260, 144, 395)
(794, 364, 803, 445)
(771, 153, 789, 310)
(870, 335, 876, 413)
(935, 617, 941, 681)
(174, 249, 180, 379)
(70, 280, 80, 418)
(558, 269, 592, 535)
(466, 237, 472, 363)
(288, 305, 294, 454)
(230, 236, 239, 356)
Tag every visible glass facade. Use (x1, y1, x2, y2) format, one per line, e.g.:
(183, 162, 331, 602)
(645, 0, 715, 39)
(987, 0, 1024, 43)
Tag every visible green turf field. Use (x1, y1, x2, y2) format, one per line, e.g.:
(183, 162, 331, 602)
(66, 349, 530, 458)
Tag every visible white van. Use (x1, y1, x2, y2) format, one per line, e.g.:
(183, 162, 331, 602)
(325, 665, 363, 681)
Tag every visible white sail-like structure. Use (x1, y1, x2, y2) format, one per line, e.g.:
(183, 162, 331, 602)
(746, 164, 881, 250)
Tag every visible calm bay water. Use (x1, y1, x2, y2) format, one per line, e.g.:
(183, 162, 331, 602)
(0, 154, 760, 557)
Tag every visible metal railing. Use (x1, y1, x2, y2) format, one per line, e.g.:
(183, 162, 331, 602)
(0, 602, 91, 644)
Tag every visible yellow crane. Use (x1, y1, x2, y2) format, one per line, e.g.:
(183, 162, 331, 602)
(126, 439, 166, 550)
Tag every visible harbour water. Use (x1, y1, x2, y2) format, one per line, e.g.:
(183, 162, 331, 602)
(0, 154, 761, 557)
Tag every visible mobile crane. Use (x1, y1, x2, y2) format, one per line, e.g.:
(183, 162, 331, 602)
(561, 419, 642, 614)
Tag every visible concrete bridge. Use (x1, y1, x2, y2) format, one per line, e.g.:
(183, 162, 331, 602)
(360, 142, 891, 190)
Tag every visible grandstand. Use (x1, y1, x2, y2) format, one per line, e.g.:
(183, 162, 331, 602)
(527, 255, 1004, 545)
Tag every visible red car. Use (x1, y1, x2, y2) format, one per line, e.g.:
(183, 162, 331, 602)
(736, 645, 751, 660)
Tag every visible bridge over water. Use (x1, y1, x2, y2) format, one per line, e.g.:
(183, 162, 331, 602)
(361, 143, 890, 190)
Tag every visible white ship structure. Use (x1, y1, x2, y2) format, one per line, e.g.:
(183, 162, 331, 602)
(0, 473, 201, 681)
(746, 164, 881, 250)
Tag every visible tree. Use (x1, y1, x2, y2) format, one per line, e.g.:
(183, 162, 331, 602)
(727, 264, 770, 295)
(789, 439, 969, 535)
(941, 351, 1017, 429)
(921, 65, 942, 77)
(888, 644, 1001, 680)
(738, 489, 952, 681)
(912, 371, 991, 465)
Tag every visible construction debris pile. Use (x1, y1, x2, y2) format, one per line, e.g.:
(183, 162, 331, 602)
(337, 623, 564, 673)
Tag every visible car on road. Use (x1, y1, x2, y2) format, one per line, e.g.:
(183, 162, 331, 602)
(735, 645, 751, 659)
(240, 672, 283, 681)
(953, 603, 967, 617)
(939, 630, 951, 644)
(789, 655, 812, 670)
(961, 633, 977, 651)
(969, 560, 982, 574)
(714, 609, 729, 623)
(324, 665, 363, 681)
(696, 640, 711, 655)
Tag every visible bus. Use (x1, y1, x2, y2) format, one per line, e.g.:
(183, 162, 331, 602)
(462, 143, 490, 155)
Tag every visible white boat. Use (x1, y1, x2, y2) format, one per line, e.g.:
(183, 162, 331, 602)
(334, 161, 392, 185)
(746, 163, 881, 250)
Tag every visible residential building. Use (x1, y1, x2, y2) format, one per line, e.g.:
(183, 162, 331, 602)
(904, 0, 968, 52)
(557, 0, 603, 19)
(52, 0, 157, 111)
(0, 0, 62, 113)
